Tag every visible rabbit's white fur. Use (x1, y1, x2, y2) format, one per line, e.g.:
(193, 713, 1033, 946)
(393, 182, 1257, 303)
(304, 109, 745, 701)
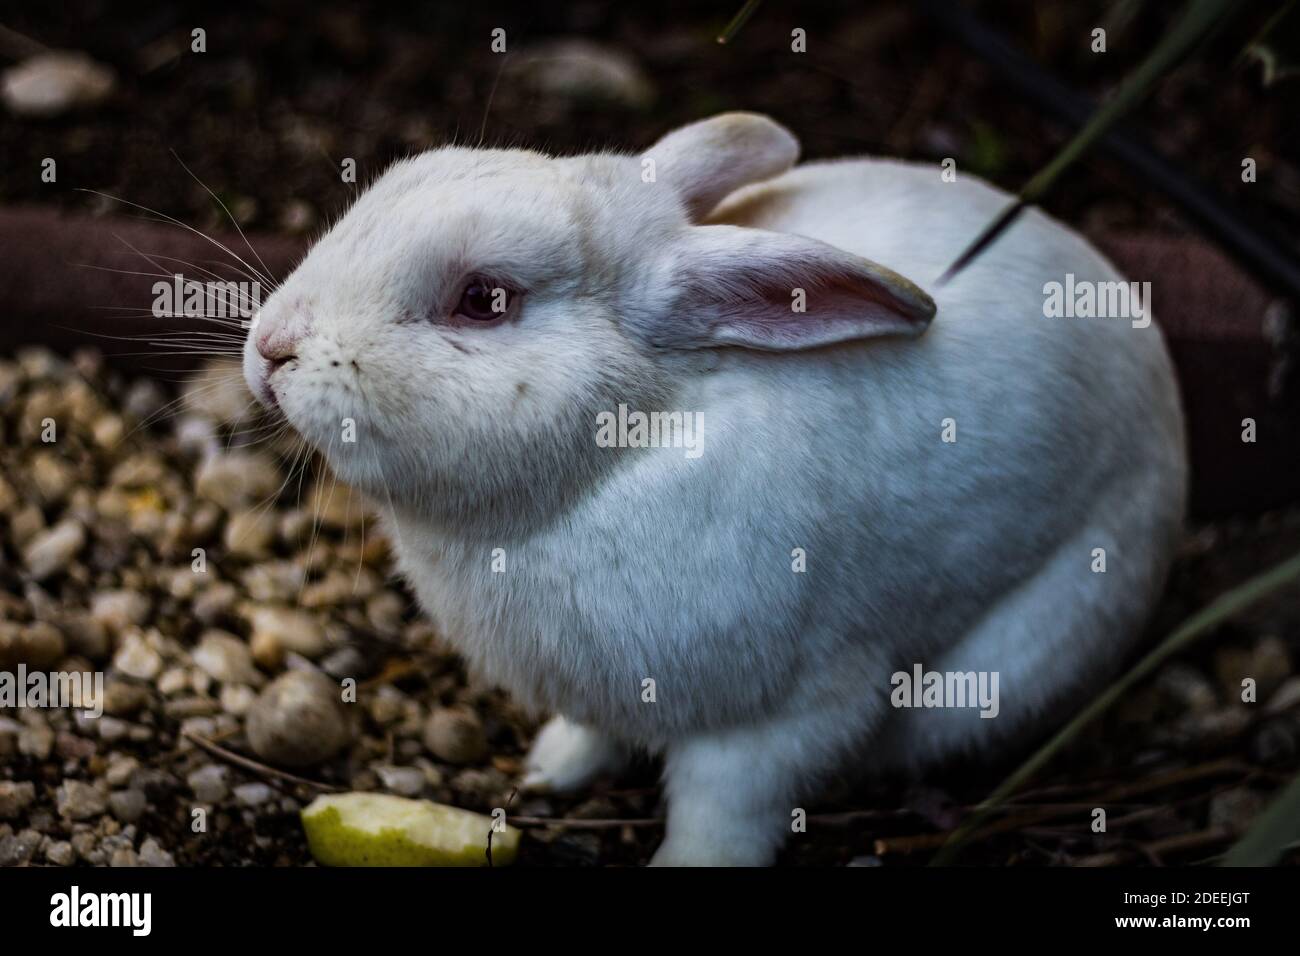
(245, 114, 1187, 866)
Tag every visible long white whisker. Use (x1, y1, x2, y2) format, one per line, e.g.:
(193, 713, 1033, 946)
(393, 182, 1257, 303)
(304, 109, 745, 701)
(75, 189, 277, 293)
(169, 149, 280, 290)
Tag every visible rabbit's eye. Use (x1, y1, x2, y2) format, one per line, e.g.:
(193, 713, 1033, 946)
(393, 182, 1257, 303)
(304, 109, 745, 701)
(455, 279, 514, 322)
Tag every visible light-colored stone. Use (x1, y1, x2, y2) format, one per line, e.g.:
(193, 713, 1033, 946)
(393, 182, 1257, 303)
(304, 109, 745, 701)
(423, 706, 487, 765)
(194, 449, 281, 512)
(187, 764, 230, 803)
(246, 670, 350, 767)
(139, 837, 176, 867)
(224, 509, 276, 559)
(57, 780, 108, 820)
(108, 788, 147, 823)
(91, 589, 151, 635)
(245, 605, 327, 659)
(192, 630, 262, 685)
(113, 631, 163, 681)
(0, 781, 36, 820)
(507, 39, 654, 109)
(22, 519, 85, 580)
(1, 51, 116, 118)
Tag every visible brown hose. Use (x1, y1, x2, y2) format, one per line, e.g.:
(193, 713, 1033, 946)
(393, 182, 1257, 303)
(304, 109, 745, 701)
(0, 205, 303, 371)
(0, 205, 1293, 516)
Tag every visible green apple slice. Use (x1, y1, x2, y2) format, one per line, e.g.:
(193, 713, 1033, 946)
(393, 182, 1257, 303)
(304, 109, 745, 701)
(301, 792, 520, 867)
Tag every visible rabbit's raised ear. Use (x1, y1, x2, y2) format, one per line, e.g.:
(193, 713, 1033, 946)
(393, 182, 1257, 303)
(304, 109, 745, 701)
(650, 225, 935, 352)
(644, 112, 799, 220)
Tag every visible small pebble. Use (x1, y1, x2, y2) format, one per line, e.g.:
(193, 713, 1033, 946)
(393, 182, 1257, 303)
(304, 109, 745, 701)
(0, 621, 65, 670)
(192, 629, 263, 685)
(90, 589, 151, 635)
(108, 788, 147, 823)
(0, 781, 37, 820)
(44, 839, 75, 866)
(224, 509, 277, 559)
(22, 520, 85, 580)
(246, 605, 327, 659)
(105, 754, 140, 787)
(194, 449, 281, 510)
(246, 669, 350, 767)
(0, 828, 42, 866)
(102, 679, 150, 715)
(18, 723, 55, 760)
(57, 780, 108, 820)
(375, 765, 427, 797)
(233, 782, 276, 806)
(1, 50, 116, 117)
(139, 837, 176, 867)
(186, 764, 230, 803)
(98, 716, 130, 742)
(112, 631, 163, 680)
(220, 682, 257, 715)
(423, 706, 488, 765)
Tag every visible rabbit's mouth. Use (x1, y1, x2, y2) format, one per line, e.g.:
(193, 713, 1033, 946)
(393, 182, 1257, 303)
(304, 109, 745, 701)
(252, 360, 284, 412)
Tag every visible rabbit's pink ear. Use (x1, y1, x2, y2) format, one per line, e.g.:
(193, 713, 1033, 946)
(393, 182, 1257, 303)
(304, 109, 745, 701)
(652, 226, 935, 352)
(645, 113, 799, 221)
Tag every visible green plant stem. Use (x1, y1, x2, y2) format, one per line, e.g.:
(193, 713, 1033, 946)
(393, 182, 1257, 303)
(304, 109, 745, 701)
(931, 547, 1300, 865)
(939, 0, 1239, 284)
(1221, 769, 1300, 866)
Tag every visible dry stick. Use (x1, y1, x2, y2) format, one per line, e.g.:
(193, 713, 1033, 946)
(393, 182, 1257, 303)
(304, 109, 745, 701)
(882, 761, 1253, 858)
(510, 807, 921, 831)
(931, 550, 1300, 865)
(513, 760, 1254, 835)
(1073, 826, 1238, 868)
(807, 808, 925, 827)
(878, 806, 1073, 856)
(1095, 758, 1248, 803)
(509, 816, 663, 831)
(884, 758, 1250, 854)
(183, 731, 344, 793)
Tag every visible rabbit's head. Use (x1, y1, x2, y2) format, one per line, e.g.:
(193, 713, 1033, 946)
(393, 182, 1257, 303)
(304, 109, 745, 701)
(244, 113, 934, 532)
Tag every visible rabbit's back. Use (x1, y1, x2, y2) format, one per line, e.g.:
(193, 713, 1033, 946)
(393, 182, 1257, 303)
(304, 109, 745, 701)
(393, 156, 1187, 747)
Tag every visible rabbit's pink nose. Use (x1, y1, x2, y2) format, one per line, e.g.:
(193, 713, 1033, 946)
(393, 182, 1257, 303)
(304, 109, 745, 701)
(255, 309, 310, 369)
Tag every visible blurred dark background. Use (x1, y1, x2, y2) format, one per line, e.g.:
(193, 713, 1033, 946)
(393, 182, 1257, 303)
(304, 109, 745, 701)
(0, 0, 1296, 242)
(3, 0, 1298, 515)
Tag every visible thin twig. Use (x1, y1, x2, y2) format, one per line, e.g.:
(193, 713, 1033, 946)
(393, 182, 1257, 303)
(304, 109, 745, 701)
(183, 731, 344, 792)
(508, 815, 663, 830)
(880, 759, 1255, 857)
(1074, 826, 1237, 867)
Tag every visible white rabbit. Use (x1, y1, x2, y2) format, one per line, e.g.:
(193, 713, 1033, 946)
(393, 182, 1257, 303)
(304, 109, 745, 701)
(244, 113, 1187, 866)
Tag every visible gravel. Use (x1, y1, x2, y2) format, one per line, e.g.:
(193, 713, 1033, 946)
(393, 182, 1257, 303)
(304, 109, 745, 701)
(1, 347, 1296, 867)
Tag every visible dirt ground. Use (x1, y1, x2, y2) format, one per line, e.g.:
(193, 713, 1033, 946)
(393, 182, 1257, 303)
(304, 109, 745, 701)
(2, 1, 1298, 239)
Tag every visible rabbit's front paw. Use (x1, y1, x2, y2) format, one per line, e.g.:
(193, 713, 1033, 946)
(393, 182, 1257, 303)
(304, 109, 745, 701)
(521, 715, 626, 794)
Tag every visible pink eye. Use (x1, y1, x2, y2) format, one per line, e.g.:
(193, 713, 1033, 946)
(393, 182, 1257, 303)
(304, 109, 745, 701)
(456, 279, 514, 322)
